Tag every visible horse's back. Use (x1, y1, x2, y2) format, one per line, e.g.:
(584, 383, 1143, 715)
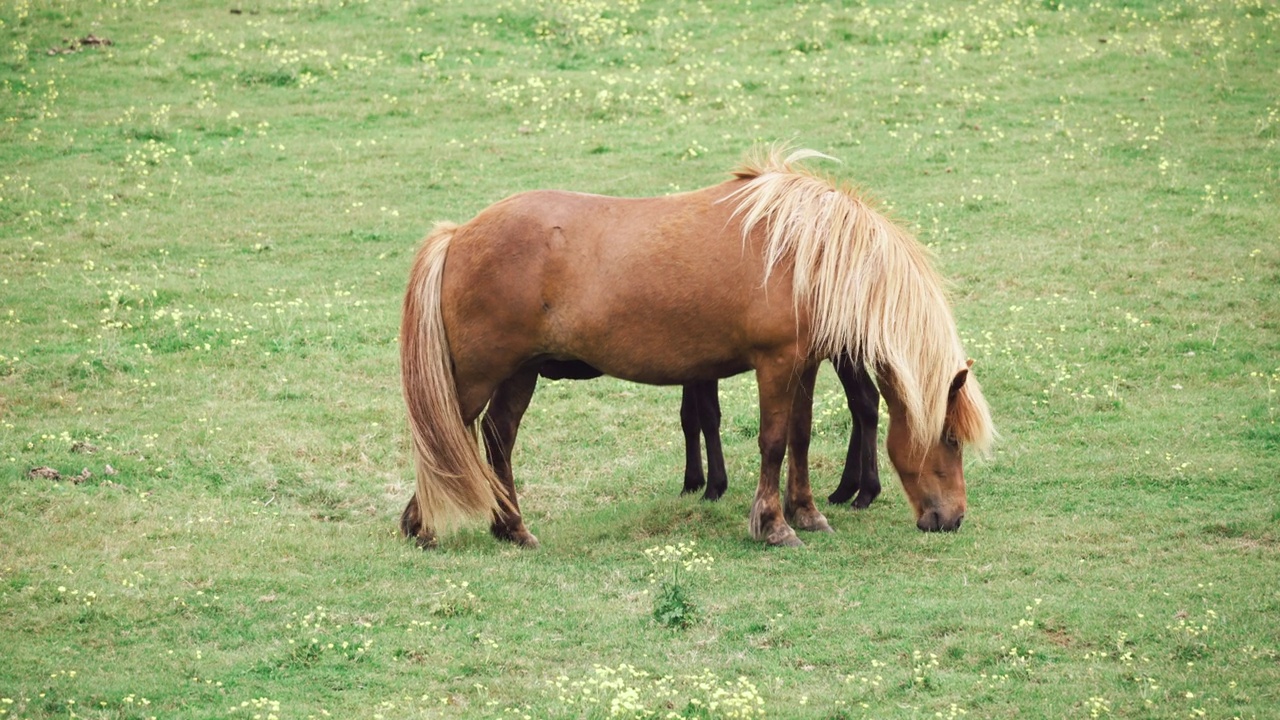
(441, 183, 804, 386)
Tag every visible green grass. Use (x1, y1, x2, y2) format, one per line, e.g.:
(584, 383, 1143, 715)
(2, 0, 1278, 717)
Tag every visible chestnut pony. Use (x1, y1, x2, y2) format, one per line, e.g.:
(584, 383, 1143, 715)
(400, 149, 993, 548)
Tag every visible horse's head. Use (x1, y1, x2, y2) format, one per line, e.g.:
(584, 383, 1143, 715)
(883, 364, 979, 532)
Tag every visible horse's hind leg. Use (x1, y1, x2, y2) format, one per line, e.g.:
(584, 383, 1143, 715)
(783, 364, 832, 533)
(826, 358, 882, 509)
(400, 373, 506, 549)
(482, 367, 540, 547)
(679, 384, 707, 496)
(400, 494, 433, 548)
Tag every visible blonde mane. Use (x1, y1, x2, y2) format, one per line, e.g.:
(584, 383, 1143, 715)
(727, 148, 993, 453)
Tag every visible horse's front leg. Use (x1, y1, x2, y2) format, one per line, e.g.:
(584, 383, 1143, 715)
(749, 359, 809, 547)
(828, 358, 882, 509)
(695, 380, 728, 501)
(784, 363, 832, 533)
(679, 384, 707, 496)
(681, 380, 728, 500)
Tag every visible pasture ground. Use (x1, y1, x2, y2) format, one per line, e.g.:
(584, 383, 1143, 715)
(2, 0, 1278, 718)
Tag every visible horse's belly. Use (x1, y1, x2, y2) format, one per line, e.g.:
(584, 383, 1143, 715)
(585, 352, 753, 386)
(542, 250, 801, 384)
(543, 292, 781, 385)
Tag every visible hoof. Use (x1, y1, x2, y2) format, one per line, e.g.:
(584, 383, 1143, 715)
(766, 527, 804, 547)
(509, 530, 540, 548)
(788, 506, 834, 533)
(401, 496, 439, 548)
(703, 473, 727, 501)
(492, 523, 540, 548)
(800, 516, 834, 533)
(851, 486, 881, 510)
(750, 498, 801, 547)
(827, 488, 855, 505)
(400, 496, 423, 538)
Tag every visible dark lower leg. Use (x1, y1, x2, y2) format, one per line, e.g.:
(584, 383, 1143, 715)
(482, 369, 540, 547)
(696, 380, 728, 501)
(680, 384, 706, 495)
(828, 358, 882, 509)
(399, 494, 436, 548)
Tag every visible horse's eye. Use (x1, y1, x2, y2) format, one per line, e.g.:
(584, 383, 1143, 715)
(943, 432, 959, 448)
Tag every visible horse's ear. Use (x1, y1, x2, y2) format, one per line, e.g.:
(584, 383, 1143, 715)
(948, 367, 969, 401)
(965, 358, 975, 369)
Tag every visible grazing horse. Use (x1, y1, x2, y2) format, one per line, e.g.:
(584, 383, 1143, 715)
(399, 149, 994, 548)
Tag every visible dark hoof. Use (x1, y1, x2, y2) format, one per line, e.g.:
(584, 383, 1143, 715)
(851, 487, 881, 510)
(401, 496, 439, 548)
(701, 485, 725, 502)
(827, 488, 855, 505)
(400, 496, 422, 537)
(682, 474, 706, 495)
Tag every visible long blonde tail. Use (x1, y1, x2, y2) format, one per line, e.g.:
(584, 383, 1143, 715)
(400, 223, 509, 535)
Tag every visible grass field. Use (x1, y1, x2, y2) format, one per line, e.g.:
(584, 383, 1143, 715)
(2, 0, 1278, 717)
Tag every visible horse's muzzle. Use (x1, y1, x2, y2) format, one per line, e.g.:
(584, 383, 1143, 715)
(917, 510, 964, 532)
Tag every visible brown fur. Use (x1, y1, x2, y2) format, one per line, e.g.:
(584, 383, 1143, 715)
(399, 150, 994, 544)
